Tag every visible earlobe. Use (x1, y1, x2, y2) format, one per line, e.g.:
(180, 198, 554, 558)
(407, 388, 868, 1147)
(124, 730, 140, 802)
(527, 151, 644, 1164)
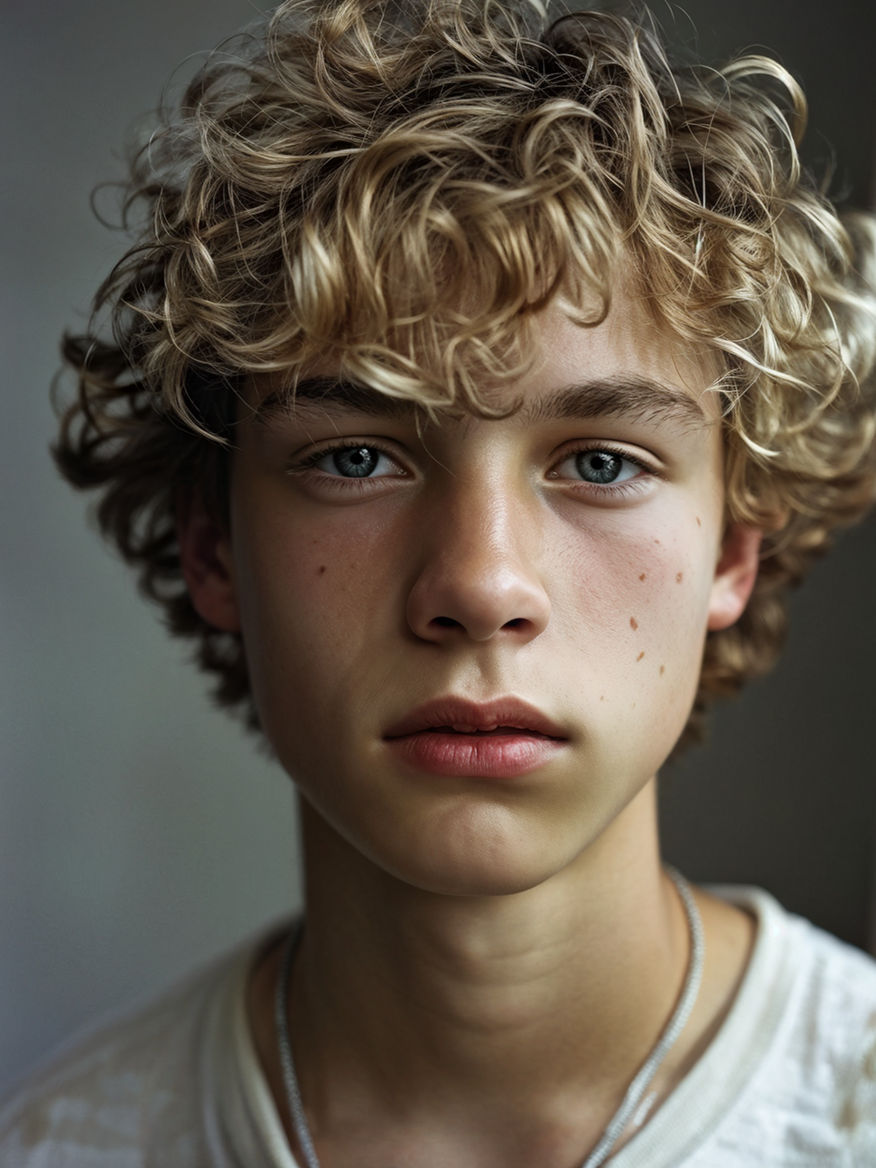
(707, 524, 762, 631)
(178, 501, 241, 633)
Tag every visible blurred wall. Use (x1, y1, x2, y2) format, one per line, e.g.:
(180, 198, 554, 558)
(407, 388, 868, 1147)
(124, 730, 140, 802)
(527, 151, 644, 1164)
(2, 0, 874, 1095)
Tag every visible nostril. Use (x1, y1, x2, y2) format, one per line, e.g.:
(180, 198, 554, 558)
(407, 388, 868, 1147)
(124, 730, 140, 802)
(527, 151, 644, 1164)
(408, 562, 551, 644)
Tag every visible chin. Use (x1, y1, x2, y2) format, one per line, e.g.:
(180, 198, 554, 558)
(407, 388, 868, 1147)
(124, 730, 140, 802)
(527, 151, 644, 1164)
(382, 853, 563, 899)
(364, 806, 592, 899)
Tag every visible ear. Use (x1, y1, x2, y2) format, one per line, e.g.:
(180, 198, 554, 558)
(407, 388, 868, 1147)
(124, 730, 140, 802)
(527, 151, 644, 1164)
(178, 500, 241, 633)
(707, 523, 762, 632)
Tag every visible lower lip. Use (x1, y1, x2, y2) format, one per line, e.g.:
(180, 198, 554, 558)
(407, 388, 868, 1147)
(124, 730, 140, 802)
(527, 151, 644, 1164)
(385, 731, 565, 778)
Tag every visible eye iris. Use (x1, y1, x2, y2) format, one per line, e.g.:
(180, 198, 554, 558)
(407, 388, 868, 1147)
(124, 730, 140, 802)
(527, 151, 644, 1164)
(332, 447, 378, 477)
(576, 451, 622, 484)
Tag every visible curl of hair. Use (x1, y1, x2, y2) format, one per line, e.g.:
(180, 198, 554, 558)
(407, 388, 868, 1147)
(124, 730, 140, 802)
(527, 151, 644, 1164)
(54, 0, 876, 746)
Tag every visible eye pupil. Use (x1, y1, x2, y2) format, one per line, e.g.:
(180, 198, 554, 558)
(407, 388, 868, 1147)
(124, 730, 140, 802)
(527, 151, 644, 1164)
(333, 447, 378, 477)
(576, 451, 622, 484)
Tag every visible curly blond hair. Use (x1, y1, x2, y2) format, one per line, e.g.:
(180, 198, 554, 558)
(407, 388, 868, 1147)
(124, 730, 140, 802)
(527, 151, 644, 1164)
(55, 0, 876, 743)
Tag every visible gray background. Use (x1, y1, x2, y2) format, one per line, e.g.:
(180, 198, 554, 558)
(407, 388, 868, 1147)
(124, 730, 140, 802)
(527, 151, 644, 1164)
(2, 1, 874, 1095)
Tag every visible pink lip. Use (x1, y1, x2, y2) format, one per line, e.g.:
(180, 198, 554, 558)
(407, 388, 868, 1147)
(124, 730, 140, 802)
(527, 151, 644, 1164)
(384, 697, 568, 779)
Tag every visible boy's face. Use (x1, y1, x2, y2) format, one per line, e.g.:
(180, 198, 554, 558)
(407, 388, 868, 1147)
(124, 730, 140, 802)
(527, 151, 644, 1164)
(184, 291, 759, 896)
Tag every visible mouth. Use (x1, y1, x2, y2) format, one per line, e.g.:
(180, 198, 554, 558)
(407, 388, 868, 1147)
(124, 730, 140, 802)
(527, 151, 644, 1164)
(383, 697, 568, 779)
(385, 697, 567, 740)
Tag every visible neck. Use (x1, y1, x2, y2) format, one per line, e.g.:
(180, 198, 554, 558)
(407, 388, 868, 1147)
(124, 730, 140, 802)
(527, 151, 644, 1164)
(293, 783, 686, 1109)
(248, 782, 755, 1167)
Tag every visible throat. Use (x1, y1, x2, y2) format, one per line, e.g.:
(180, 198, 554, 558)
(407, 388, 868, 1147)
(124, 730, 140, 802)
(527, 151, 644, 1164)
(254, 867, 710, 1168)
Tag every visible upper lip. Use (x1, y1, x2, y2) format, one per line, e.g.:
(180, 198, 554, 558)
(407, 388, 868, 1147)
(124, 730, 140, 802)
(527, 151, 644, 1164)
(384, 697, 568, 740)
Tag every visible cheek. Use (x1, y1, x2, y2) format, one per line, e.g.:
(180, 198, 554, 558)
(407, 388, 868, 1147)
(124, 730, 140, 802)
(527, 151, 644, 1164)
(228, 494, 407, 725)
(235, 495, 390, 619)
(553, 511, 717, 699)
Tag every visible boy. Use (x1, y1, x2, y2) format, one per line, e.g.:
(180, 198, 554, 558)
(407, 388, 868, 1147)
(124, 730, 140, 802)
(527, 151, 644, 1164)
(2, 0, 875, 1164)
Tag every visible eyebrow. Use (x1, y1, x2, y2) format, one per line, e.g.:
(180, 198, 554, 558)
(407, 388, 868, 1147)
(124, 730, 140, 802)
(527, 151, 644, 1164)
(523, 377, 709, 428)
(253, 378, 419, 422)
(252, 374, 709, 429)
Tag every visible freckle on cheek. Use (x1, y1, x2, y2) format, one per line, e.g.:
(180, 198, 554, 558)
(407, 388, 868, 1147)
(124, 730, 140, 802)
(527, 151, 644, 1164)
(630, 616, 638, 630)
(659, 664, 665, 676)
(676, 571, 683, 583)
(317, 565, 327, 575)
(639, 573, 646, 582)
(696, 516, 702, 527)
(636, 651, 645, 662)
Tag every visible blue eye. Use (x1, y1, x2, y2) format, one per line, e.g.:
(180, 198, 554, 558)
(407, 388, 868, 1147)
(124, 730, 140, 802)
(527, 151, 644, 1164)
(576, 450, 629, 484)
(315, 446, 393, 478)
(556, 448, 643, 485)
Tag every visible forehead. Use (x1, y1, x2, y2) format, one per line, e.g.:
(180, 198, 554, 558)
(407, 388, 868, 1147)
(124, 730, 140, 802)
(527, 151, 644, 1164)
(525, 294, 722, 420)
(247, 290, 722, 428)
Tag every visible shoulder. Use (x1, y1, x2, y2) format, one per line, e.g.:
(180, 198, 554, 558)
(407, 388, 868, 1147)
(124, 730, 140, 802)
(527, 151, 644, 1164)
(735, 886, 876, 1062)
(0, 932, 265, 1168)
(701, 887, 876, 1164)
(619, 887, 876, 1167)
(769, 896, 876, 1156)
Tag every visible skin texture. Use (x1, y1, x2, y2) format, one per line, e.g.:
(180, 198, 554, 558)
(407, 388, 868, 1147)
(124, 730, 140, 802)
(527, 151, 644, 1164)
(181, 291, 761, 1166)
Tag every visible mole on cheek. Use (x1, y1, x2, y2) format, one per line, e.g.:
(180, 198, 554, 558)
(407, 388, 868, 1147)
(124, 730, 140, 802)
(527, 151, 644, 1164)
(638, 573, 646, 582)
(676, 571, 683, 583)
(317, 565, 327, 576)
(630, 616, 638, 631)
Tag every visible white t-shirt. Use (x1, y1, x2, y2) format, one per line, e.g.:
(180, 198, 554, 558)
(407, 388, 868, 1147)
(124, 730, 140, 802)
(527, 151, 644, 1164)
(1, 888, 874, 1167)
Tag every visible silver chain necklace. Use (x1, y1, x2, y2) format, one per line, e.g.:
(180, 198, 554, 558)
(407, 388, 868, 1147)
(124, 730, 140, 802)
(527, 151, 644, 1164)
(274, 868, 703, 1168)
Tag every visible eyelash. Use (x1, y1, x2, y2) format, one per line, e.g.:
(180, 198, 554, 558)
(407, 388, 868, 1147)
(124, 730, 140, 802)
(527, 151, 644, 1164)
(288, 439, 659, 498)
(548, 442, 659, 498)
(287, 439, 407, 492)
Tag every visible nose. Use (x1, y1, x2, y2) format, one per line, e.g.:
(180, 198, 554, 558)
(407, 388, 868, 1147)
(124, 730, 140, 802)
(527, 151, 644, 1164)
(405, 481, 551, 644)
